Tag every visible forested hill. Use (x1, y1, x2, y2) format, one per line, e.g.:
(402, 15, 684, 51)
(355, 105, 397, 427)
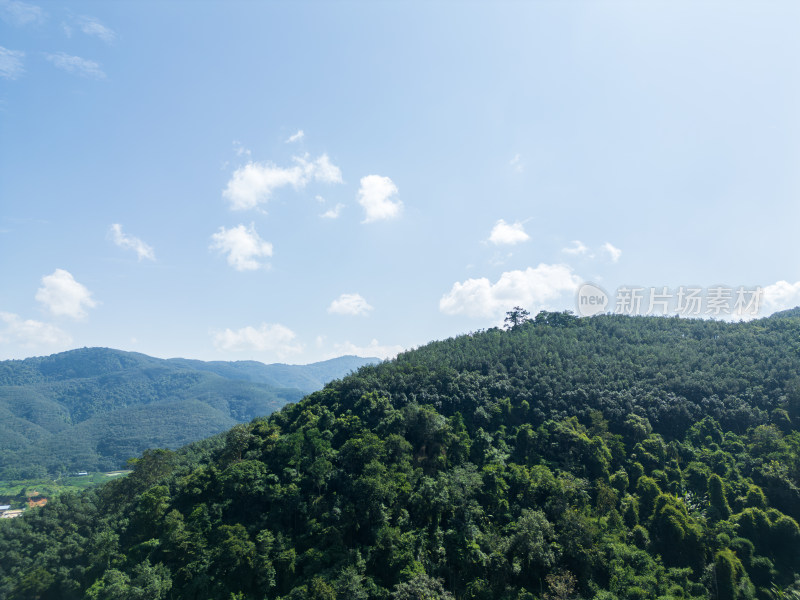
(0, 348, 379, 478)
(2, 312, 800, 599)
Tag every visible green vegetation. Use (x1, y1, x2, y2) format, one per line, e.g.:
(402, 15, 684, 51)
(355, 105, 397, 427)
(0, 348, 378, 478)
(0, 472, 132, 509)
(2, 312, 800, 599)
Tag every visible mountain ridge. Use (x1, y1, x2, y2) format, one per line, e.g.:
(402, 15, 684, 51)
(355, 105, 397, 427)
(0, 348, 379, 478)
(167, 354, 378, 393)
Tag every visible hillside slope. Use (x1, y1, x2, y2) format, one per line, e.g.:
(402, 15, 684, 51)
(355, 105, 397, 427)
(1, 313, 800, 599)
(0, 348, 378, 477)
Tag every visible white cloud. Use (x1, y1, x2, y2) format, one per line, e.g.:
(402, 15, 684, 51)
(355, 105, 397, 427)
(0, 312, 71, 352)
(233, 141, 251, 157)
(328, 293, 373, 316)
(223, 162, 302, 210)
(316, 194, 344, 218)
(0, 0, 43, 26)
(562, 240, 589, 255)
(488, 219, 530, 245)
(109, 224, 155, 261)
(320, 203, 344, 219)
(328, 339, 404, 360)
(44, 52, 105, 79)
(213, 323, 302, 358)
(286, 130, 304, 143)
(210, 223, 273, 271)
(602, 242, 622, 262)
(357, 175, 402, 223)
(35, 269, 97, 320)
(312, 154, 343, 184)
(510, 153, 523, 173)
(439, 263, 581, 319)
(760, 281, 800, 316)
(0, 46, 24, 79)
(77, 16, 115, 43)
(223, 153, 343, 211)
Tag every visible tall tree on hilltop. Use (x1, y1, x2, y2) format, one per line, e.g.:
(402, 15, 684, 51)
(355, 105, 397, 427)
(504, 306, 530, 329)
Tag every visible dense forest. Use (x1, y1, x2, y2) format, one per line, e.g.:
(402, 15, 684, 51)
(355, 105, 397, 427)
(2, 311, 800, 599)
(0, 349, 376, 478)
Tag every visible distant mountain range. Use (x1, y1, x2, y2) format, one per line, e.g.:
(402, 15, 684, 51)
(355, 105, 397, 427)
(166, 355, 375, 394)
(0, 348, 379, 478)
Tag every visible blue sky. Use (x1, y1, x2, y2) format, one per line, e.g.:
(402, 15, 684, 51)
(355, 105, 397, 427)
(1, 1, 799, 363)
